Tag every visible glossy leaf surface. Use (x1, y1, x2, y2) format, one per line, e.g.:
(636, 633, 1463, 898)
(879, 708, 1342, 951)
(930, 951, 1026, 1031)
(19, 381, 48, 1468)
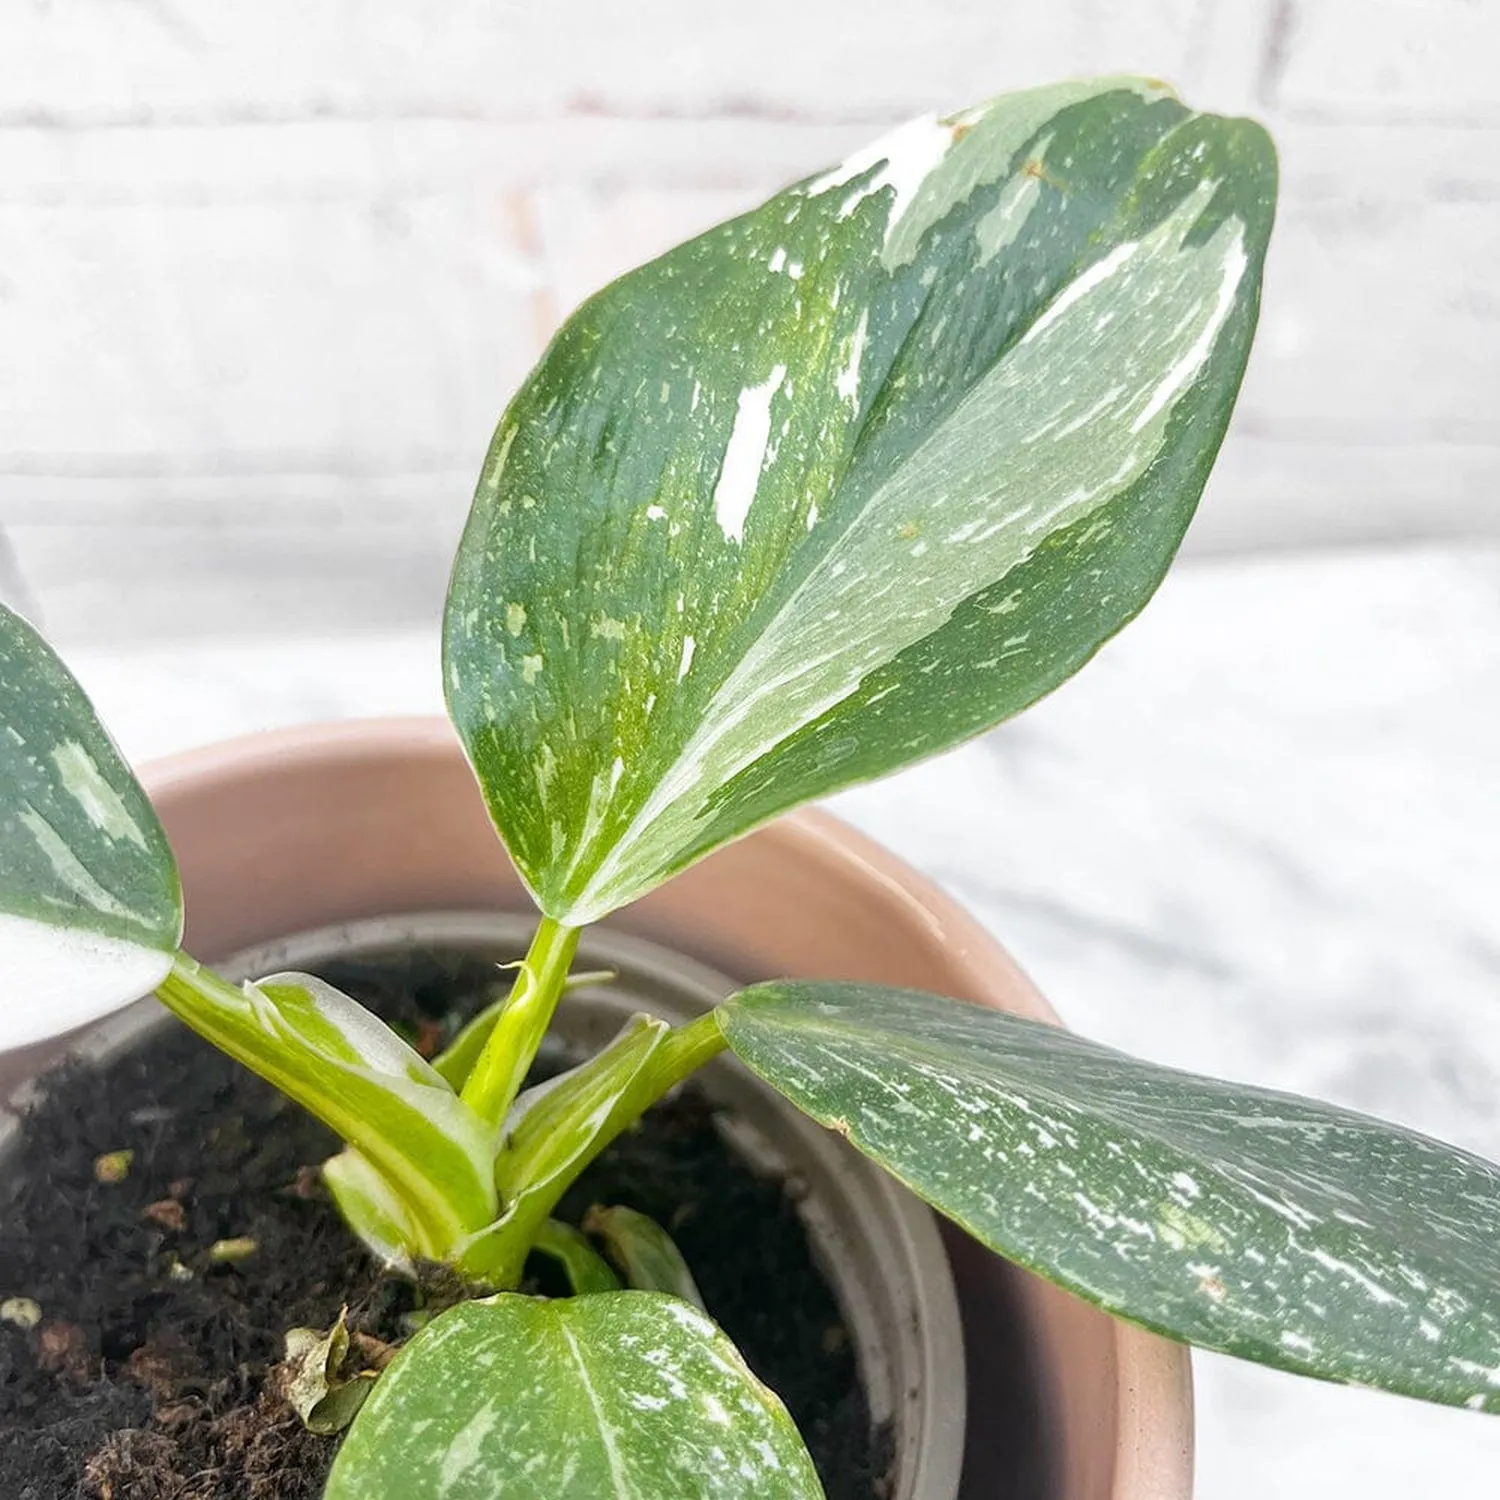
(721, 982, 1500, 1413)
(446, 77, 1276, 922)
(325, 1292, 825, 1500)
(0, 603, 182, 1046)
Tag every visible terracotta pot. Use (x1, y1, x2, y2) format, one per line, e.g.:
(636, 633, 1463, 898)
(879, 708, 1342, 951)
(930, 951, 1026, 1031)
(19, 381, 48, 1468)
(0, 718, 1192, 1498)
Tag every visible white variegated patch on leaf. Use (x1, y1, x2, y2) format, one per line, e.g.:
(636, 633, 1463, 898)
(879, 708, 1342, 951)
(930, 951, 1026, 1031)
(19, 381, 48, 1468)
(324, 1292, 825, 1500)
(445, 77, 1277, 923)
(721, 982, 1500, 1415)
(0, 603, 182, 1047)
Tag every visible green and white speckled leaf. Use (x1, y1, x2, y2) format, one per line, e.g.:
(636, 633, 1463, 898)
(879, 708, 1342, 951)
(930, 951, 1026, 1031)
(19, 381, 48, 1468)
(721, 983, 1500, 1414)
(324, 1292, 825, 1500)
(445, 77, 1276, 923)
(0, 603, 182, 1047)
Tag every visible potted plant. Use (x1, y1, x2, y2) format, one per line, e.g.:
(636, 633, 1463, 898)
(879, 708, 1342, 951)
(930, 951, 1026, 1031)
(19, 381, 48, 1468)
(3, 72, 1494, 1500)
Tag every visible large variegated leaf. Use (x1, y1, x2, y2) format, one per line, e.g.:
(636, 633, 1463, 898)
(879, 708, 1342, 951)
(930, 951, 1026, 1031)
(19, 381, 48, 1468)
(720, 983, 1500, 1414)
(0, 602, 182, 1047)
(324, 1292, 825, 1500)
(155, 963, 497, 1258)
(446, 77, 1277, 923)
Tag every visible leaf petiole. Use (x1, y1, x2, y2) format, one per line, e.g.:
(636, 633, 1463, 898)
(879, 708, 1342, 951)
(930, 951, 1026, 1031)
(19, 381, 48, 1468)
(433, 966, 617, 1090)
(458, 917, 581, 1134)
(458, 1009, 727, 1287)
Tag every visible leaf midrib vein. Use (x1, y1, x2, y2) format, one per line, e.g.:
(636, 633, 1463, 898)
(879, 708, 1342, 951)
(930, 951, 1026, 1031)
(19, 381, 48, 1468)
(558, 1317, 638, 1500)
(573, 110, 1206, 915)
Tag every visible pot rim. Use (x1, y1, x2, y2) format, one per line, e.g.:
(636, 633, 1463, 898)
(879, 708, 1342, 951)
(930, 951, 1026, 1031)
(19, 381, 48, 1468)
(144, 714, 1055, 1013)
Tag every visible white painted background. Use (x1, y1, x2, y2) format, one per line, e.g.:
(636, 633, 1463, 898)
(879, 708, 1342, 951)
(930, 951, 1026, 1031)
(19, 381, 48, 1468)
(0, 0, 1496, 643)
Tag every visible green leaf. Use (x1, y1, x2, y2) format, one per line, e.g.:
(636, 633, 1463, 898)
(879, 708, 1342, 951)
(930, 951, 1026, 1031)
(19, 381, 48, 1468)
(0, 603, 182, 1046)
(445, 77, 1276, 923)
(720, 982, 1500, 1414)
(532, 1218, 623, 1296)
(325, 1292, 825, 1500)
(584, 1204, 706, 1309)
(156, 960, 498, 1261)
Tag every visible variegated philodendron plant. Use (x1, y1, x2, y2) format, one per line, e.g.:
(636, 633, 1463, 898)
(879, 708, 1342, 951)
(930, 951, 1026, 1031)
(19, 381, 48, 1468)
(2, 78, 1494, 1500)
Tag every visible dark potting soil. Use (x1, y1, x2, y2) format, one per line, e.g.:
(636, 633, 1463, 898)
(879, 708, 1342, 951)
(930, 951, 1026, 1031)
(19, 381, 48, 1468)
(0, 944, 889, 1500)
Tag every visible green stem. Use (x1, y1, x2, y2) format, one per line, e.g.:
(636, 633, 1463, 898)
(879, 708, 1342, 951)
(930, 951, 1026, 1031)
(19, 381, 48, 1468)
(433, 968, 618, 1090)
(459, 1009, 728, 1287)
(459, 916, 581, 1134)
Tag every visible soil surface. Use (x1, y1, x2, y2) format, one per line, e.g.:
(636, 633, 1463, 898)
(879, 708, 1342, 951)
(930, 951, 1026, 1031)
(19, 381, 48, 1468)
(0, 945, 887, 1499)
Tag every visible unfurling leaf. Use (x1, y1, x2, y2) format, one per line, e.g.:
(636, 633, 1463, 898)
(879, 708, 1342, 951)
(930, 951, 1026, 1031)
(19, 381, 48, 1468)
(324, 1293, 825, 1500)
(0, 602, 182, 1047)
(445, 78, 1276, 924)
(721, 982, 1500, 1415)
(242, 970, 498, 1253)
(460, 1014, 682, 1286)
(281, 1309, 376, 1436)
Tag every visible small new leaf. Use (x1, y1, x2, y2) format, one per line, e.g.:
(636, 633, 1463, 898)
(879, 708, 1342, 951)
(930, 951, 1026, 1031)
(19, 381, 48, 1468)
(0, 603, 183, 1047)
(532, 1218, 623, 1296)
(461, 1010, 724, 1287)
(459, 1014, 677, 1286)
(446, 77, 1276, 924)
(720, 983, 1500, 1414)
(324, 1293, 825, 1500)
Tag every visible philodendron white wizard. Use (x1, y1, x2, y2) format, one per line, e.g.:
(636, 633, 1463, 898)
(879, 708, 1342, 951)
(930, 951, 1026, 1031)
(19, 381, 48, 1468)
(4, 77, 1497, 1500)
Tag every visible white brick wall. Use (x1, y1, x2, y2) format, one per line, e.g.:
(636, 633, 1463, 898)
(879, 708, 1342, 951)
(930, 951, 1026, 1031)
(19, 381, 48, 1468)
(1, 1, 1496, 641)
